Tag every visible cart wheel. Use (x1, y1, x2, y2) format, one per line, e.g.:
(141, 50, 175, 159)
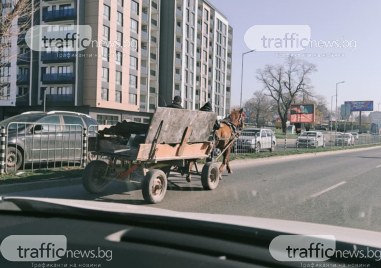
(201, 162, 220, 190)
(142, 169, 167, 204)
(161, 166, 171, 178)
(83, 160, 110, 194)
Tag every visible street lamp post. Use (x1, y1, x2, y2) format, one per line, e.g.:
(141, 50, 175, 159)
(43, 89, 47, 112)
(335, 81, 345, 133)
(330, 95, 335, 132)
(240, 49, 255, 107)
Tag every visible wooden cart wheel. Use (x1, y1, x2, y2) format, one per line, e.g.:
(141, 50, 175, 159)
(83, 160, 110, 194)
(201, 162, 220, 190)
(142, 169, 168, 204)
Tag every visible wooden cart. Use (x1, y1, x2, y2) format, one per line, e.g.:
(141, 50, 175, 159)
(82, 107, 220, 203)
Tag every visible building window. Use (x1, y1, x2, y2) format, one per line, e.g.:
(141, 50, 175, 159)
(129, 93, 137, 105)
(103, 25, 110, 40)
(130, 56, 138, 70)
(130, 19, 138, 33)
(203, 22, 208, 33)
(129, 75, 137, 88)
(116, 31, 123, 46)
(97, 114, 119, 125)
(131, 1, 139, 15)
(117, 11, 123, 26)
(204, 9, 209, 21)
(103, 4, 110, 20)
(115, 91, 122, 103)
(118, 0, 124, 7)
(151, 1, 158, 9)
(116, 51, 123, 65)
(102, 67, 109, 82)
(130, 37, 138, 51)
(203, 36, 208, 47)
(102, 46, 109, 61)
(101, 88, 109, 101)
(116, 71, 122, 85)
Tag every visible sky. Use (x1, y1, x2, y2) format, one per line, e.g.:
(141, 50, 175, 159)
(209, 0, 381, 111)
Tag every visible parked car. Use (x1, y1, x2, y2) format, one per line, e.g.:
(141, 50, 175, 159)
(0, 111, 98, 170)
(335, 133, 355, 146)
(351, 132, 359, 141)
(234, 128, 276, 153)
(296, 131, 325, 148)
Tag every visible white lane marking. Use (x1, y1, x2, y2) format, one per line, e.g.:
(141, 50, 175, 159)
(310, 181, 347, 198)
(376, 164, 381, 168)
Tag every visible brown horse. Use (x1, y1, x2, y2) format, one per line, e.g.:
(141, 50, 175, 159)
(214, 108, 244, 175)
(184, 108, 244, 182)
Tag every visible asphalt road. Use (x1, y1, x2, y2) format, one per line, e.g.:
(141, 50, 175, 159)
(3, 146, 381, 232)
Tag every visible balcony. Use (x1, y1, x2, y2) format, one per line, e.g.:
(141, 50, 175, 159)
(141, 31, 149, 40)
(141, 66, 148, 76)
(18, 15, 30, 26)
(176, 8, 183, 18)
(141, 48, 148, 57)
(175, 58, 181, 67)
(42, 73, 75, 84)
(175, 42, 182, 51)
(140, 84, 148, 92)
(174, 74, 181, 81)
(17, 34, 26, 45)
(46, 94, 75, 105)
(142, 13, 149, 22)
(17, 73, 30, 85)
(42, 8, 76, 22)
(17, 53, 31, 65)
(176, 26, 182, 35)
(41, 51, 76, 63)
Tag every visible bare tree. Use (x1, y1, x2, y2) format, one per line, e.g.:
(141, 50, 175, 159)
(0, 0, 33, 57)
(244, 91, 274, 127)
(0, 0, 34, 98)
(257, 56, 317, 133)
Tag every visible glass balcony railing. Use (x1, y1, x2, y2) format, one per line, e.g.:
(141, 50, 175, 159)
(42, 8, 76, 22)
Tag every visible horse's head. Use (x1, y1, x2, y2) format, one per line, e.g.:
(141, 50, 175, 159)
(229, 108, 245, 130)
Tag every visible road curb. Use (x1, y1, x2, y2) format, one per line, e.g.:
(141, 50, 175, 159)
(0, 177, 82, 194)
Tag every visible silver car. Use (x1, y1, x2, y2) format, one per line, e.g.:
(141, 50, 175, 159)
(235, 128, 276, 153)
(296, 131, 325, 148)
(335, 133, 355, 146)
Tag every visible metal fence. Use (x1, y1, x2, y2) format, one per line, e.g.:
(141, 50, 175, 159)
(233, 130, 381, 154)
(1, 123, 98, 174)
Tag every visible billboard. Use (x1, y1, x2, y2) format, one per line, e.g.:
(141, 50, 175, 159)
(345, 101, 374, 112)
(290, 104, 315, 123)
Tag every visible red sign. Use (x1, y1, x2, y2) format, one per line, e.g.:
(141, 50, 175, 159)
(290, 104, 315, 123)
